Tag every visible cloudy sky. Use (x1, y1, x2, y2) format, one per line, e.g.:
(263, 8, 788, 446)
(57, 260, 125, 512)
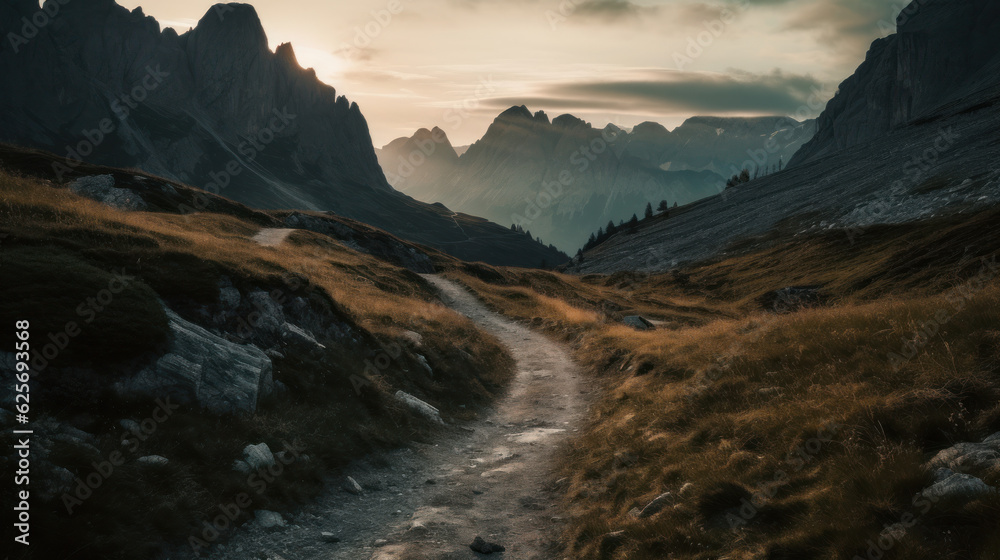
(118, 0, 905, 146)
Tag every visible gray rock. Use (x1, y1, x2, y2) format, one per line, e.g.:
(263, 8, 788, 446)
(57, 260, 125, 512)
(415, 354, 433, 376)
(678, 482, 696, 498)
(69, 175, 148, 211)
(926, 436, 1000, 477)
(623, 316, 653, 331)
(218, 286, 241, 309)
(637, 491, 675, 518)
(920, 473, 997, 506)
(342, 476, 364, 495)
(254, 510, 286, 529)
(137, 455, 169, 466)
(394, 391, 444, 425)
(242, 443, 275, 471)
(247, 291, 286, 336)
(280, 322, 325, 351)
(320, 532, 340, 543)
(232, 460, 252, 474)
(469, 536, 505, 554)
(115, 307, 273, 414)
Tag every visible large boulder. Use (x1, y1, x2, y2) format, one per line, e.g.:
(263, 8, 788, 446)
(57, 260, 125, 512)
(116, 308, 272, 414)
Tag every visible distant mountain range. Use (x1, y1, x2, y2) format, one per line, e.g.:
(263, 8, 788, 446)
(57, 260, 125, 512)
(378, 109, 814, 251)
(0, 0, 567, 268)
(575, 0, 1000, 273)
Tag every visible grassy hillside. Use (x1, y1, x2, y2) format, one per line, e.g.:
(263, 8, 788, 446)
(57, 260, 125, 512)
(444, 208, 1000, 560)
(0, 149, 515, 559)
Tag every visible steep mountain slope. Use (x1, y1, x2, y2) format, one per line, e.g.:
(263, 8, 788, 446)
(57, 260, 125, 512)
(379, 110, 813, 252)
(791, 0, 1000, 165)
(574, 0, 1000, 274)
(0, 0, 566, 268)
(379, 107, 727, 252)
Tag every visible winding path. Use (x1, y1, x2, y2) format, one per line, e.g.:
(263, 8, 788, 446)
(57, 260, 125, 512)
(193, 276, 589, 560)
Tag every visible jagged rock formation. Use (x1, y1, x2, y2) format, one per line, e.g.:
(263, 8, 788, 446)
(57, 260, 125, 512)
(792, 0, 1000, 165)
(0, 0, 566, 267)
(115, 308, 273, 414)
(378, 109, 813, 252)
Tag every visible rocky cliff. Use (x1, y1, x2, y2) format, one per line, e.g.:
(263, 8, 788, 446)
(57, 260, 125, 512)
(791, 0, 1000, 165)
(0, 0, 566, 267)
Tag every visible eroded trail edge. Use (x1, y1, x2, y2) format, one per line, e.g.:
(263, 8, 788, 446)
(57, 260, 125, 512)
(196, 276, 589, 560)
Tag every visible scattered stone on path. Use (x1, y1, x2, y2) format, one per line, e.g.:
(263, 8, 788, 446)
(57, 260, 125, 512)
(343, 476, 364, 495)
(320, 531, 340, 543)
(469, 536, 506, 554)
(254, 510, 286, 529)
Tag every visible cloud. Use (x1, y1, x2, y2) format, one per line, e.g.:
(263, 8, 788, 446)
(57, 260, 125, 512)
(482, 69, 827, 116)
(573, 0, 656, 19)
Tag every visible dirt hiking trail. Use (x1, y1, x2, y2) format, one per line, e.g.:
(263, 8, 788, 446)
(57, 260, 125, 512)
(192, 276, 590, 560)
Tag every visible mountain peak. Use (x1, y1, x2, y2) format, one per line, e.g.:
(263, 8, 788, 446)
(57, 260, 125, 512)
(497, 105, 534, 121)
(193, 3, 268, 49)
(552, 114, 588, 129)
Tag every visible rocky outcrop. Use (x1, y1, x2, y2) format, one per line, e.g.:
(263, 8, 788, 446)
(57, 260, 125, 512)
(69, 175, 147, 211)
(792, 0, 1000, 165)
(115, 308, 273, 414)
(0, 1, 566, 268)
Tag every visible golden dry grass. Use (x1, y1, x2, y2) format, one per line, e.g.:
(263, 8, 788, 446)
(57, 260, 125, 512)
(446, 213, 1000, 560)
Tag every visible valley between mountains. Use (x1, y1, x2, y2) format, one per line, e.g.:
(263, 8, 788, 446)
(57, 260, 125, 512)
(2, 0, 1000, 559)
